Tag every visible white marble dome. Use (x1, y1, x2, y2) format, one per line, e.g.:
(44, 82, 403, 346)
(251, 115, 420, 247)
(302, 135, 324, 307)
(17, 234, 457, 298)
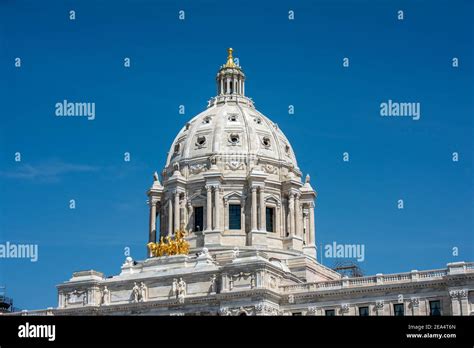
(165, 102, 299, 177)
(164, 48, 300, 181)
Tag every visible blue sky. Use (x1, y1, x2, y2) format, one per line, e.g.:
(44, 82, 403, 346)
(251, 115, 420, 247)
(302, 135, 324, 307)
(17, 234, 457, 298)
(0, 0, 472, 310)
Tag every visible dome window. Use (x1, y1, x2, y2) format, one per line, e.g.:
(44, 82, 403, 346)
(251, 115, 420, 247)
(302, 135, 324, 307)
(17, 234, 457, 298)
(174, 143, 181, 154)
(285, 144, 291, 155)
(228, 114, 238, 122)
(228, 133, 240, 145)
(196, 136, 207, 148)
(254, 117, 262, 124)
(203, 116, 211, 124)
(262, 136, 271, 148)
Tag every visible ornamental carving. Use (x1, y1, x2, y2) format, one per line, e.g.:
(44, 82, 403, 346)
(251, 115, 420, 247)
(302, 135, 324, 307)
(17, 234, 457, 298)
(341, 303, 350, 313)
(262, 163, 278, 174)
(255, 303, 280, 316)
(219, 307, 230, 316)
(375, 300, 384, 310)
(409, 297, 419, 308)
(225, 160, 245, 171)
(67, 290, 87, 305)
(449, 289, 468, 299)
(189, 163, 207, 174)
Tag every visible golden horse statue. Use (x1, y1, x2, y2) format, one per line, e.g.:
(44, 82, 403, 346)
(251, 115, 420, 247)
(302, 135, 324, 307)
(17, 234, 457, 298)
(148, 229, 190, 257)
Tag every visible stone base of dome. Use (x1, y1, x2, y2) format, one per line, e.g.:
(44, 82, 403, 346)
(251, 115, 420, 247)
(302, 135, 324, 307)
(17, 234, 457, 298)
(283, 235, 304, 252)
(303, 244, 317, 258)
(203, 230, 222, 246)
(247, 230, 267, 247)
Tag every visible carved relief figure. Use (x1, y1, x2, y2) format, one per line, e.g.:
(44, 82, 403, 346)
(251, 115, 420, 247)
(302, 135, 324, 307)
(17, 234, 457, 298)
(101, 286, 110, 305)
(177, 278, 186, 303)
(131, 282, 140, 303)
(139, 282, 147, 302)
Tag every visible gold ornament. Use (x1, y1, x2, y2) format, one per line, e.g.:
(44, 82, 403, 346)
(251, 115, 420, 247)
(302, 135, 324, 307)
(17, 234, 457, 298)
(147, 229, 190, 257)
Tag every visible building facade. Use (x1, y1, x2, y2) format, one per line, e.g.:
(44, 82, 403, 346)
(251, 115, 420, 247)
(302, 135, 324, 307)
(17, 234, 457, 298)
(12, 49, 474, 316)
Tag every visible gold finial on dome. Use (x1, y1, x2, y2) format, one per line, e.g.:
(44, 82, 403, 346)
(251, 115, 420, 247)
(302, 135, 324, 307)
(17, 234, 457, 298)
(224, 47, 236, 68)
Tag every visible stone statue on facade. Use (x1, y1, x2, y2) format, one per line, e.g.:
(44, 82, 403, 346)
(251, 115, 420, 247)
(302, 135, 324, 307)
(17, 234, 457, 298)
(139, 282, 147, 302)
(101, 286, 110, 305)
(177, 278, 186, 303)
(232, 246, 239, 259)
(210, 274, 217, 293)
(131, 282, 140, 303)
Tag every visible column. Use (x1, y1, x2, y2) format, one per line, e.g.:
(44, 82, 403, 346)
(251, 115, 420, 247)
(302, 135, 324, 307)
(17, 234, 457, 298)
(224, 200, 229, 231)
(220, 78, 223, 95)
(308, 202, 315, 245)
(214, 186, 220, 231)
(242, 80, 245, 96)
(226, 78, 230, 94)
(187, 203, 194, 232)
(302, 210, 308, 244)
(251, 187, 257, 231)
(174, 191, 180, 234)
(459, 290, 469, 315)
(259, 187, 265, 231)
(288, 194, 295, 236)
(168, 200, 173, 236)
(275, 204, 281, 236)
(281, 202, 286, 237)
(206, 185, 212, 231)
(149, 201, 157, 244)
(295, 194, 301, 237)
(240, 203, 245, 233)
(181, 196, 187, 230)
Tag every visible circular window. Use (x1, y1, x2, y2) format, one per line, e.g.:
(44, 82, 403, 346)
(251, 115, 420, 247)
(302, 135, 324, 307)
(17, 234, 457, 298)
(196, 136, 207, 148)
(228, 133, 240, 145)
(262, 136, 271, 148)
(203, 116, 211, 124)
(228, 114, 238, 122)
(254, 117, 262, 124)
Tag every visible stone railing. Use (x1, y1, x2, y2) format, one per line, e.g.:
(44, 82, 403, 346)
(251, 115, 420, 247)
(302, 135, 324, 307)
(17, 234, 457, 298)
(281, 261, 473, 294)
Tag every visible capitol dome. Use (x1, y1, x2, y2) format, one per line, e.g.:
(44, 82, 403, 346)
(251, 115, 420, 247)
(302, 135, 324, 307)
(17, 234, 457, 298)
(147, 48, 317, 261)
(165, 48, 299, 179)
(165, 89, 299, 175)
